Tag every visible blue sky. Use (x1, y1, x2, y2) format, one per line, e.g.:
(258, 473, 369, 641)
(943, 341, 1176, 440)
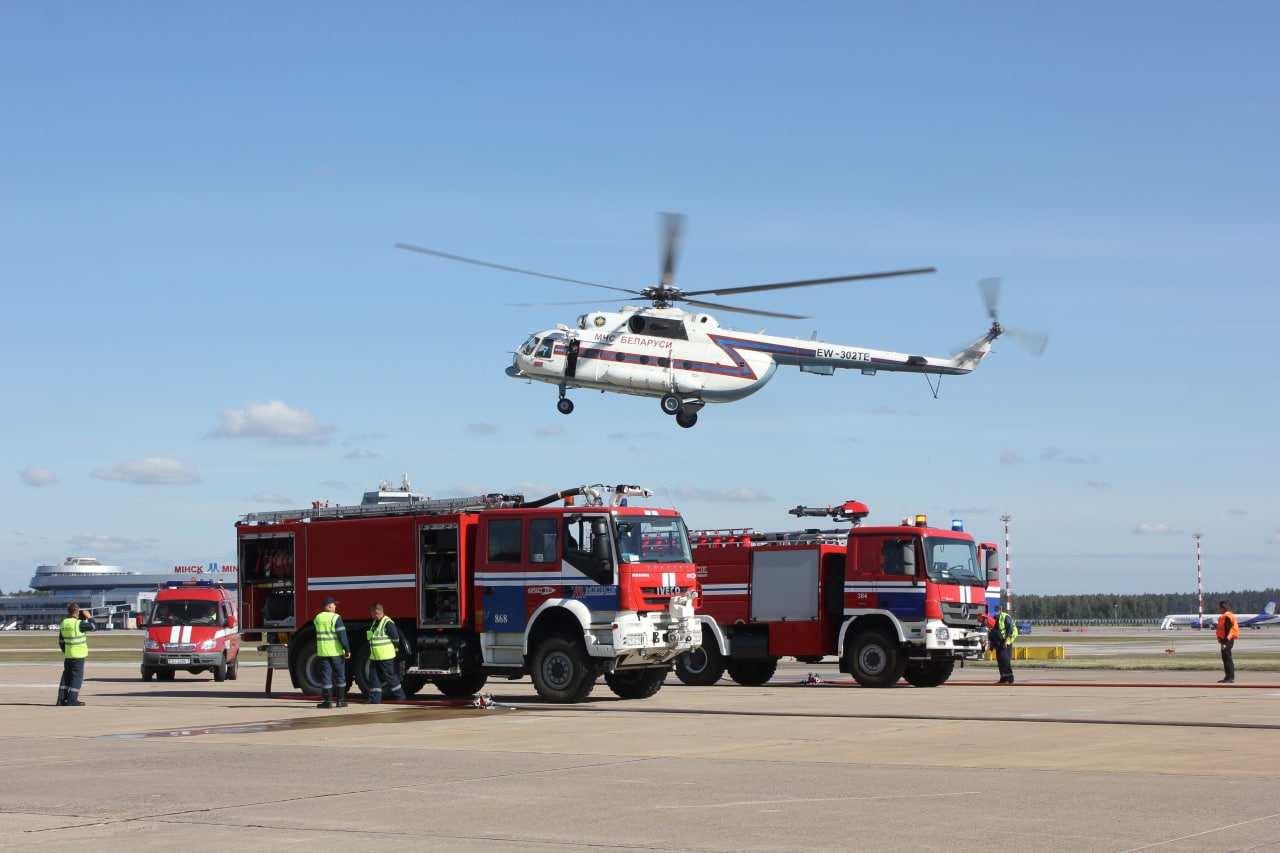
(3, 2, 1276, 596)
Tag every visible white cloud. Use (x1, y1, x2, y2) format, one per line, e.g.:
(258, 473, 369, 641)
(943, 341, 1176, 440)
(251, 491, 293, 504)
(209, 400, 332, 442)
(19, 466, 57, 487)
(92, 457, 200, 485)
(1133, 522, 1171, 536)
(999, 451, 1027, 465)
(672, 485, 772, 503)
(535, 424, 565, 437)
(468, 423, 498, 435)
(69, 533, 154, 553)
(1268, 532, 1280, 545)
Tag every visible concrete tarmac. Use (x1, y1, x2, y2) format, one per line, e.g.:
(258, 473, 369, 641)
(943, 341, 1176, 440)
(3, 658, 1279, 852)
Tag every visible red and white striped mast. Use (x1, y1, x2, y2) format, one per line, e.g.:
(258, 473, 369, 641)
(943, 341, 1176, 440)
(1193, 532, 1204, 630)
(1000, 514, 1012, 614)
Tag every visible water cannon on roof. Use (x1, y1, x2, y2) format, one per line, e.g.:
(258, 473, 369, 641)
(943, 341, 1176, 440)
(788, 500, 869, 526)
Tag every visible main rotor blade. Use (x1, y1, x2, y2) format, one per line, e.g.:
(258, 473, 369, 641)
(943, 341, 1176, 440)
(684, 266, 937, 298)
(659, 212, 685, 288)
(683, 297, 809, 320)
(393, 243, 637, 295)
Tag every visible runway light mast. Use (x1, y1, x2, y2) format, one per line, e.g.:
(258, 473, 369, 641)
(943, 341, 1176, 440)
(1194, 532, 1204, 630)
(1000, 514, 1012, 614)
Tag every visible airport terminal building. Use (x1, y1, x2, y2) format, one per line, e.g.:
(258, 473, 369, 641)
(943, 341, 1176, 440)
(1, 557, 238, 630)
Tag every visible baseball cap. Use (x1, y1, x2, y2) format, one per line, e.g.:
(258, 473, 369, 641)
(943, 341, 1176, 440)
(322, 596, 338, 606)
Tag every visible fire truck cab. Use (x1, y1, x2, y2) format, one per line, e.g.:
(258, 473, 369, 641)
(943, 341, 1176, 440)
(141, 579, 241, 682)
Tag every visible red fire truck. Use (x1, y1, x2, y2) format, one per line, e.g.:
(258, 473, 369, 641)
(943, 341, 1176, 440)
(236, 484, 699, 703)
(676, 501, 999, 688)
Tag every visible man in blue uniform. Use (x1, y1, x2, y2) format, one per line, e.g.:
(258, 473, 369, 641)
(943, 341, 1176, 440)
(365, 603, 406, 704)
(57, 603, 96, 706)
(314, 597, 350, 708)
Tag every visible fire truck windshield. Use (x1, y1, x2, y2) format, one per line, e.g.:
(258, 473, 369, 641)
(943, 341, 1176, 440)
(923, 538, 984, 585)
(615, 516, 693, 564)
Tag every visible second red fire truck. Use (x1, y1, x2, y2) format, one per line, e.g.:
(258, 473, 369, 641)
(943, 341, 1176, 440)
(677, 501, 1000, 688)
(236, 484, 699, 703)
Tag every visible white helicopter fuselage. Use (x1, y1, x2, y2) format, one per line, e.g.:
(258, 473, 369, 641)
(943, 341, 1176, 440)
(507, 306, 994, 406)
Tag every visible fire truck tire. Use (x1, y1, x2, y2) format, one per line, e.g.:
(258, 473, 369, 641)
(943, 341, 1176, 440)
(848, 630, 907, 688)
(292, 636, 325, 695)
(351, 645, 373, 695)
(725, 657, 779, 686)
(141, 666, 155, 682)
(902, 658, 955, 687)
(157, 669, 176, 682)
(401, 674, 429, 697)
(213, 655, 228, 682)
(604, 667, 668, 699)
(227, 657, 239, 681)
(434, 673, 489, 697)
(673, 642, 725, 686)
(530, 636, 596, 703)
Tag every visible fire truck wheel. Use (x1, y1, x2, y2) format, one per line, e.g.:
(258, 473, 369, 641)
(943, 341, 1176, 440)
(401, 674, 429, 697)
(725, 657, 779, 687)
(673, 641, 725, 686)
(157, 669, 176, 682)
(604, 667, 668, 699)
(434, 673, 489, 697)
(530, 636, 596, 703)
(227, 657, 239, 681)
(848, 630, 907, 688)
(141, 666, 155, 682)
(292, 635, 325, 695)
(902, 658, 955, 687)
(213, 655, 228, 682)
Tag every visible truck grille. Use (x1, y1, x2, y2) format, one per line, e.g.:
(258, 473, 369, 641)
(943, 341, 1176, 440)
(939, 602, 984, 626)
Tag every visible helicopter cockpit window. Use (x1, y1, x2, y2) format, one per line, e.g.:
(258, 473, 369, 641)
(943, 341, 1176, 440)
(520, 335, 538, 356)
(534, 337, 556, 358)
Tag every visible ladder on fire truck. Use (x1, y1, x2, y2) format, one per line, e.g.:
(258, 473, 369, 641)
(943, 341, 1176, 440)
(238, 492, 525, 525)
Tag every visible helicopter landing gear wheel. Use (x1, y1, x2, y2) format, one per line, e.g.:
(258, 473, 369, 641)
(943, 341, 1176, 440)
(675, 410, 698, 428)
(660, 393, 681, 415)
(556, 397, 574, 415)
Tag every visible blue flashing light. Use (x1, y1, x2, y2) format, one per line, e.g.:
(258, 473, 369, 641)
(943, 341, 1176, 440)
(951, 518, 964, 532)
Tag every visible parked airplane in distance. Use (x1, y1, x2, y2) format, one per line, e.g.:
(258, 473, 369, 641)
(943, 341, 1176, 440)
(1159, 600, 1277, 630)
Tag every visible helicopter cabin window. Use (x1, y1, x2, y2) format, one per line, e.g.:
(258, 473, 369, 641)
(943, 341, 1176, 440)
(627, 314, 688, 340)
(534, 338, 555, 359)
(487, 519, 522, 564)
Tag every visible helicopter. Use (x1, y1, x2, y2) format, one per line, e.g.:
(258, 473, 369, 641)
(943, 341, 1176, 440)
(394, 214, 1045, 428)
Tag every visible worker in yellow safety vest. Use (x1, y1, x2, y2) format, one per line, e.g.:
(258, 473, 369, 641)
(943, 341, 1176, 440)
(313, 597, 351, 708)
(365, 603, 406, 704)
(57, 603, 96, 706)
(988, 609, 1019, 685)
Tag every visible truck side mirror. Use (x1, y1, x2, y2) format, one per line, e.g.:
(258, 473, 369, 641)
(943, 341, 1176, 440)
(899, 542, 916, 577)
(985, 551, 1000, 583)
(591, 518, 612, 565)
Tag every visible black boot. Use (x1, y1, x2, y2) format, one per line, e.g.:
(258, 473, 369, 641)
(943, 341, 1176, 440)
(316, 688, 333, 709)
(335, 686, 348, 708)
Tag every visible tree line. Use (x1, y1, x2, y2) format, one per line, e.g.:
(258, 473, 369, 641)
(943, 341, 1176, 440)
(1009, 588, 1280, 622)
